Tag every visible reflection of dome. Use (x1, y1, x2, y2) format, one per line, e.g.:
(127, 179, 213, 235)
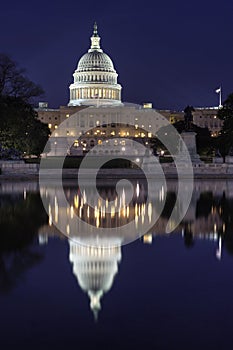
(69, 238, 122, 320)
(68, 22, 122, 106)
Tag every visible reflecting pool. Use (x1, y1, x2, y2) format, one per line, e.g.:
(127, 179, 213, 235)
(0, 180, 233, 349)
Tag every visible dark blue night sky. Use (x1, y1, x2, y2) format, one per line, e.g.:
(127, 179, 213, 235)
(1, 0, 232, 110)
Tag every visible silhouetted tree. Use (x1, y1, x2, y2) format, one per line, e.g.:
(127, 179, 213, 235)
(0, 96, 50, 157)
(0, 53, 43, 102)
(0, 54, 50, 157)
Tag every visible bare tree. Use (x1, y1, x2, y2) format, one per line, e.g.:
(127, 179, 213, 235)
(0, 53, 43, 102)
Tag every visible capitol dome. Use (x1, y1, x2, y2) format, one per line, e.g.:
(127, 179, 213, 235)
(77, 52, 115, 73)
(68, 23, 122, 106)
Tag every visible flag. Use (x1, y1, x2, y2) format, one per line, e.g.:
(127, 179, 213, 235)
(215, 87, 221, 94)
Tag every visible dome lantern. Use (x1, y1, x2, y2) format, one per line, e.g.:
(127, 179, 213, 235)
(89, 22, 103, 53)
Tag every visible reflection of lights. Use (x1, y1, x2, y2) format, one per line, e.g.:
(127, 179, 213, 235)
(216, 236, 222, 260)
(135, 214, 138, 228)
(143, 234, 153, 244)
(142, 203, 146, 216)
(49, 204, 52, 226)
(74, 195, 79, 208)
(23, 188, 27, 200)
(101, 206, 105, 218)
(71, 205, 74, 219)
(55, 196, 58, 223)
(135, 203, 138, 216)
(159, 186, 165, 201)
(122, 189, 125, 207)
(111, 206, 115, 218)
(127, 206, 130, 218)
(66, 224, 70, 235)
(167, 220, 176, 232)
(214, 223, 217, 233)
(136, 182, 140, 197)
(94, 206, 98, 218)
(83, 190, 87, 204)
(148, 202, 152, 223)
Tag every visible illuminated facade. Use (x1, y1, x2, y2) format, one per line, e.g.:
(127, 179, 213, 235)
(68, 22, 122, 107)
(46, 104, 168, 156)
(36, 24, 223, 145)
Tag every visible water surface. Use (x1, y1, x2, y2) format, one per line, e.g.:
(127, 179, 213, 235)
(0, 180, 233, 349)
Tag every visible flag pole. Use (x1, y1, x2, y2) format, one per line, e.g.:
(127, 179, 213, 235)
(219, 86, 222, 108)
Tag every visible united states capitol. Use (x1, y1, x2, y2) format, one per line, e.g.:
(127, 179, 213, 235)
(36, 23, 222, 157)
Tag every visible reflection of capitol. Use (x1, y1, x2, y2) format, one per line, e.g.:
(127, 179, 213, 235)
(4, 180, 231, 315)
(69, 238, 121, 319)
(39, 180, 233, 253)
(40, 180, 163, 244)
(2, 180, 233, 318)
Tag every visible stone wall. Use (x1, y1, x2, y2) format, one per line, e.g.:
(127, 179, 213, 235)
(1, 160, 233, 178)
(0, 161, 39, 175)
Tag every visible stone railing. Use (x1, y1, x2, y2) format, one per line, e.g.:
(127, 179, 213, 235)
(0, 161, 39, 175)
